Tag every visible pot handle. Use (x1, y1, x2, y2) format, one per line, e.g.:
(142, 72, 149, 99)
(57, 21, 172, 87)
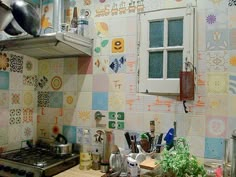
(55, 133, 68, 144)
(109, 153, 115, 169)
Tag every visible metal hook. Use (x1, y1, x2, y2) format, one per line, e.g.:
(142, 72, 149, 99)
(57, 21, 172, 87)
(183, 100, 189, 113)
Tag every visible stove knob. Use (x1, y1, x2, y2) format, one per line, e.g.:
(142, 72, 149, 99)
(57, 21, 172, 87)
(0, 165, 4, 170)
(26, 172, 34, 177)
(18, 169, 26, 176)
(11, 168, 19, 174)
(3, 166, 11, 172)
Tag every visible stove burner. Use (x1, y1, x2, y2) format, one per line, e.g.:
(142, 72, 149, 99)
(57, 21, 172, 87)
(33, 161, 47, 168)
(0, 147, 79, 177)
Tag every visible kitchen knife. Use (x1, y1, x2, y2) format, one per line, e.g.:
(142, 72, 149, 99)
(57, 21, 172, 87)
(124, 132, 132, 149)
(156, 133, 163, 153)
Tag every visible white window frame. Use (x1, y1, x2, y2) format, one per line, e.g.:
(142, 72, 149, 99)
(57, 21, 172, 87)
(138, 5, 196, 94)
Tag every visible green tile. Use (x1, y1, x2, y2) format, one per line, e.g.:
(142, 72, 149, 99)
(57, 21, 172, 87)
(108, 121, 116, 129)
(117, 112, 124, 120)
(117, 121, 124, 130)
(109, 112, 116, 120)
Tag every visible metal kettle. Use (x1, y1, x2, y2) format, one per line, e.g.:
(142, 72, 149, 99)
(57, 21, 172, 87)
(109, 145, 122, 174)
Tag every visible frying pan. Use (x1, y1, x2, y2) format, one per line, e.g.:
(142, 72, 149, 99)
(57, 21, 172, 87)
(11, 0, 40, 36)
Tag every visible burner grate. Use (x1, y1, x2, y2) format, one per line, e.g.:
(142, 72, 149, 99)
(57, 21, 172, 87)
(0, 147, 75, 167)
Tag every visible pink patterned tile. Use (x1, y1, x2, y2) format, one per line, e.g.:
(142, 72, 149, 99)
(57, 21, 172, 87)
(125, 74, 136, 93)
(93, 74, 109, 92)
(78, 56, 93, 74)
(108, 73, 125, 92)
(22, 123, 33, 140)
(9, 91, 22, 108)
(126, 93, 144, 112)
(206, 115, 227, 138)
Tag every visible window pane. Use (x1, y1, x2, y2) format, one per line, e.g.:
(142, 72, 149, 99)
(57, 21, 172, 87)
(149, 21, 164, 47)
(167, 51, 183, 78)
(168, 19, 183, 46)
(149, 52, 163, 78)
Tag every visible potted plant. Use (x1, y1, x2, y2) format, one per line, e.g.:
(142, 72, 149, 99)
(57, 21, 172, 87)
(160, 137, 206, 177)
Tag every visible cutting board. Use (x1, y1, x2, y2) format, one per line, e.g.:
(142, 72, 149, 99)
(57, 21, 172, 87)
(139, 158, 159, 170)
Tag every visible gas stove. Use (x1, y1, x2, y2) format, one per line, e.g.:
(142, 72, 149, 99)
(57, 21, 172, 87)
(0, 147, 79, 177)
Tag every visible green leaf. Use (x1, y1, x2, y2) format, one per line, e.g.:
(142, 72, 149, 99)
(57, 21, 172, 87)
(101, 40, 109, 47)
(94, 47, 101, 53)
(160, 137, 206, 177)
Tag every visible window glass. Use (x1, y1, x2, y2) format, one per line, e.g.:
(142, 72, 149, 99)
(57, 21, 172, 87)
(149, 52, 163, 78)
(167, 51, 183, 78)
(168, 19, 183, 46)
(149, 21, 164, 47)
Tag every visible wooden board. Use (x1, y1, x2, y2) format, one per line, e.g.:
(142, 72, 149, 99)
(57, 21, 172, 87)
(139, 158, 159, 170)
(53, 165, 104, 177)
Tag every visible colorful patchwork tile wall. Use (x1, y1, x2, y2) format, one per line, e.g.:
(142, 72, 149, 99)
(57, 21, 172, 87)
(1, 0, 236, 162)
(0, 52, 38, 152)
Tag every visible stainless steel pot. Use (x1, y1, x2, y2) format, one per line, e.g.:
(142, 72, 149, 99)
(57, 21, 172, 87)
(50, 133, 72, 155)
(50, 143, 72, 155)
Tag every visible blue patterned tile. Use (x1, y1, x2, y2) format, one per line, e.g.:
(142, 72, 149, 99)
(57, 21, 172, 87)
(229, 0, 236, 6)
(63, 125, 76, 143)
(206, 29, 229, 51)
(0, 71, 9, 90)
(49, 91, 63, 108)
(92, 92, 108, 110)
(109, 55, 126, 73)
(204, 137, 225, 160)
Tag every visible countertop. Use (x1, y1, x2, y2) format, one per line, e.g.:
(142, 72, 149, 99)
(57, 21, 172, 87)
(53, 165, 104, 177)
(53, 164, 157, 177)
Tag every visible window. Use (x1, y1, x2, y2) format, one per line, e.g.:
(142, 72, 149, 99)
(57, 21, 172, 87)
(138, 6, 196, 94)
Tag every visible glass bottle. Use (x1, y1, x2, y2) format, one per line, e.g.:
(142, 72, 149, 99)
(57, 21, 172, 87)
(77, 9, 89, 37)
(70, 7, 78, 33)
(79, 129, 92, 170)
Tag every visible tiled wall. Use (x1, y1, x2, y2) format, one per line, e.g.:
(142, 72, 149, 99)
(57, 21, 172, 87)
(1, 0, 236, 162)
(0, 52, 38, 152)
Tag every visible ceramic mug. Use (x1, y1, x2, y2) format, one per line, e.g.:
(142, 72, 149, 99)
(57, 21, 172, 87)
(60, 23, 69, 32)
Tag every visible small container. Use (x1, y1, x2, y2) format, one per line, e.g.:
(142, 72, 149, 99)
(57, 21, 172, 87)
(92, 149, 101, 170)
(100, 163, 109, 173)
(204, 161, 223, 177)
